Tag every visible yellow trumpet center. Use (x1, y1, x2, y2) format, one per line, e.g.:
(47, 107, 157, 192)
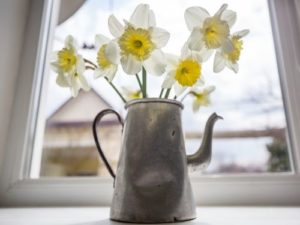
(97, 44, 112, 69)
(192, 91, 209, 105)
(226, 37, 243, 63)
(118, 26, 155, 60)
(175, 59, 201, 86)
(58, 48, 77, 72)
(128, 90, 142, 99)
(202, 16, 229, 49)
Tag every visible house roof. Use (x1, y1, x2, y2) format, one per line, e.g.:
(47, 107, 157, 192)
(47, 89, 119, 125)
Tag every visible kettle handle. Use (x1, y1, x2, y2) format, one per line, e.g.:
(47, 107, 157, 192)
(92, 109, 124, 180)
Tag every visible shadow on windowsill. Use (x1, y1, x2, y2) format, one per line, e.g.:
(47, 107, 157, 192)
(73, 218, 210, 225)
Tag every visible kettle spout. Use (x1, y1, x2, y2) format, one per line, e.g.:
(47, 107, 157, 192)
(187, 113, 222, 171)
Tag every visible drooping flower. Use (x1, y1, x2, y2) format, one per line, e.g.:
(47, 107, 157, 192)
(94, 34, 119, 81)
(184, 4, 237, 59)
(190, 86, 215, 112)
(51, 35, 90, 97)
(162, 44, 204, 96)
(122, 87, 142, 100)
(213, 29, 249, 73)
(107, 4, 170, 75)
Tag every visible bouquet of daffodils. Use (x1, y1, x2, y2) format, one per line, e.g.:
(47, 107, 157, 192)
(51, 4, 249, 112)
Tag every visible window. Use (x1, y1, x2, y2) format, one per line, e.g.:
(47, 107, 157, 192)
(0, 0, 300, 206)
(38, 0, 290, 178)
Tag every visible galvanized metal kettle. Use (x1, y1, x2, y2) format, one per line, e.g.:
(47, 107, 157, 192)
(93, 98, 221, 223)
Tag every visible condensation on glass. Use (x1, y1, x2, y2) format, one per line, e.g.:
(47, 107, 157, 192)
(38, 0, 291, 177)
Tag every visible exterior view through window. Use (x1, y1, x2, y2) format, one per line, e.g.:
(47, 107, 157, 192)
(38, 0, 291, 177)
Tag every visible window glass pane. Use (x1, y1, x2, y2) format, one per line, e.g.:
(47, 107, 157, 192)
(37, 0, 291, 177)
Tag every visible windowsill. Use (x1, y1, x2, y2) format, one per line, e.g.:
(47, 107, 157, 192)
(1, 207, 299, 225)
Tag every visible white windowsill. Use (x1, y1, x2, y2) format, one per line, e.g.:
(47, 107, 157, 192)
(1, 207, 299, 225)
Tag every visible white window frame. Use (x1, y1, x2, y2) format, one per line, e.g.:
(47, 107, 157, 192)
(0, 0, 300, 206)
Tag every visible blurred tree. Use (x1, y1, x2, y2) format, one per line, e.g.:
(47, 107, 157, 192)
(267, 137, 290, 172)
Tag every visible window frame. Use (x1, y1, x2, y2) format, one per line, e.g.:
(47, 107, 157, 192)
(0, 0, 300, 206)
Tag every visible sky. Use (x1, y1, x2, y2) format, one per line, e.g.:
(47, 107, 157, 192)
(42, 0, 290, 170)
(46, 0, 287, 132)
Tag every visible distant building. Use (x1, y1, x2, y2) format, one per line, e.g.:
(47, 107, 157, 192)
(40, 90, 122, 177)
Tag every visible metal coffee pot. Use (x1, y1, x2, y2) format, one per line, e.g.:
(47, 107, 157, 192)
(93, 98, 221, 223)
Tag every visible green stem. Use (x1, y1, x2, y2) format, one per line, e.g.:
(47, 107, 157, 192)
(180, 92, 190, 102)
(105, 77, 127, 103)
(135, 74, 143, 92)
(159, 89, 164, 98)
(164, 88, 171, 99)
(142, 67, 147, 98)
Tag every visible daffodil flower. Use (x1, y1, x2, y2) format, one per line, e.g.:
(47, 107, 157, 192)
(107, 4, 170, 75)
(94, 34, 119, 82)
(213, 29, 249, 73)
(51, 35, 90, 97)
(190, 86, 215, 112)
(162, 44, 204, 96)
(184, 4, 236, 60)
(122, 87, 142, 100)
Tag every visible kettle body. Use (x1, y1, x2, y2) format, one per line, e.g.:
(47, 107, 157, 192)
(93, 99, 221, 223)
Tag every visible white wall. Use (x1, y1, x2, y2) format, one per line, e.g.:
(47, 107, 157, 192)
(0, 0, 30, 167)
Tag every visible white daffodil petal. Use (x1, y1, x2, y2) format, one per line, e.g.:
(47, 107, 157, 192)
(213, 52, 226, 73)
(221, 10, 236, 28)
(190, 79, 204, 91)
(206, 85, 216, 94)
(121, 19, 128, 26)
(190, 86, 200, 92)
(233, 29, 250, 38)
(103, 67, 114, 78)
(76, 56, 85, 74)
(107, 66, 118, 82)
(233, 64, 239, 73)
(184, 7, 210, 31)
(65, 35, 78, 50)
(56, 73, 69, 87)
(215, 4, 228, 17)
(181, 42, 190, 59)
(108, 15, 124, 38)
(227, 61, 239, 73)
(162, 70, 176, 88)
(95, 34, 110, 48)
(105, 41, 120, 64)
(174, 83, 187, 96)
(51, 62, 60, 73)
(222, 38, 234, 53)
(94, 67, 113, 79)
(198, 47, 214, 62)
(165, 54, 179, 69)
(94, 68, 105, 79)
(130, 4, 151, 29)
(187, 29, 204, 51)
(151, 27, 170, 48)
(121, 55, 142, 75)
(195, 77, 205, 86)
(50, 51, 58, 61)
(122, 87, 130, 96)
(143, 50, 166, 76)
(192, 100, 201, 112)
(78, 75, 90, 91)
(189, 51, 203, 64)
(149, 9, 156, 27)
(70, 77, 80, 97)
(70, 88, 79, 97)
(64, 35, 73, 46)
